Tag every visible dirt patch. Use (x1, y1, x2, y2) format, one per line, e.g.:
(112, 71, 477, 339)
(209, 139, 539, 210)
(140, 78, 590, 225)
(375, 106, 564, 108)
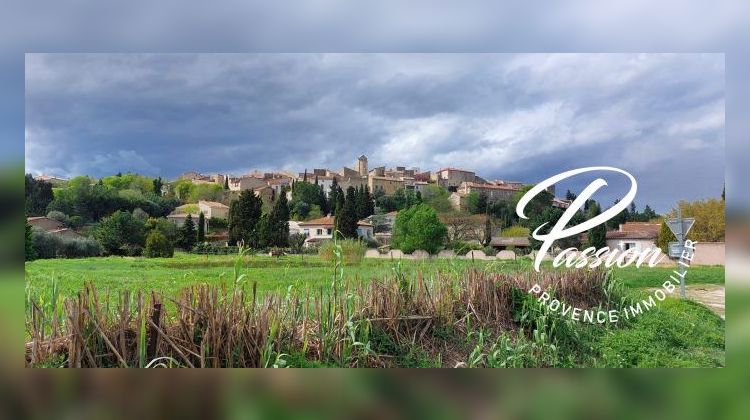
(651, 284, 725, 318)
(685, 284, 725, 319)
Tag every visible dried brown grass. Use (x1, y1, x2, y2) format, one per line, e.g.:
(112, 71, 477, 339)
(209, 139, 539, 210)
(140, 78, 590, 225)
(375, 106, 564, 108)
(26, 269, 609, 368)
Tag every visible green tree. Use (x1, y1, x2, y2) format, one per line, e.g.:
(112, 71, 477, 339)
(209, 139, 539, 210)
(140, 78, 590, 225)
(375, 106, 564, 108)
(224, 176, 229, 190)
(333, 185, 345, 217)
(292, 201, 311, 220)
(337, 187, 359, 238)
(606, 199, 629, 229)
(146, 217, 180, 246)
(25, 174, 54, 216)
(197, 212, 206, 242)
(93, 210, 147, 255)
(318, 184, 329, 216)
(513, 185, 553, 226)
(476, 192, 489, 214)
(659, 198, 725, 244)
(392, 204, 447, 254)
(482, 216, 492, 246)
(586, 202, 606, 249)
(420, 184, 453, 213)
(180, 214, 197, 250)
(256, 214, 271, 249)
(144, 230, 174, 258)
(355, 184, 367, 220)
(228, 189, 263, 246)
(365, 185, 375, 216)
(261, 189, 290, 247)
(25, 222, 37, 261)
(291, 181, 320, 209)
(656, 221, 673, 253)
(328, 178, 339, 214)
(153, 177, 163, 196)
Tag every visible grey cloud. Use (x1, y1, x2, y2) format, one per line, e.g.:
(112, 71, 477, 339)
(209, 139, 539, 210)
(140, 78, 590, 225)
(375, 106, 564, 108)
(25, 53, 724, 213)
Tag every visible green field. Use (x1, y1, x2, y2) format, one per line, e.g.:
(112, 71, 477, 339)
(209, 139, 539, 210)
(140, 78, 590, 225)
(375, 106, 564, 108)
(25, 253, 725, 367)
(25, 252, 725, 299)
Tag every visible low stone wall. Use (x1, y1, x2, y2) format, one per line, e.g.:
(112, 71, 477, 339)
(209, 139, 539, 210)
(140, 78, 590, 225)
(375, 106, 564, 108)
(496, 250, 516, 260)
(411, 250, 430, 259)
(692, 242, 725, 266)
(437, 250, 456, 258)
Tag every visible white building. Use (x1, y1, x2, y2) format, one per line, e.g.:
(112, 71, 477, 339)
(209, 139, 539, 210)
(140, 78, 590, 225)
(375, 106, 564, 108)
(198, 200, 230, 219)
(297, 215, 374, 247)
(605, 222, 661, 251)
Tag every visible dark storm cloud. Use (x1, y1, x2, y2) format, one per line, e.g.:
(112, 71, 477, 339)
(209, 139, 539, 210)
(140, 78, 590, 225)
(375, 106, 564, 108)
(25, 53, 724, 212)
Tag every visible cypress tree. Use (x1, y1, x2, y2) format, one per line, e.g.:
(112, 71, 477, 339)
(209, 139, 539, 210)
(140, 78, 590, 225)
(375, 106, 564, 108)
(328, 178, 339, 215)
(181, 214, 197, 250)
(338, 186, 359, 238)
(355, 184, 366, 220)
(227, 190, 263, 247)
(224, 176, 229, 190)
(318, 184, 329, 215)
(303, 169, 308, 182)
(482, 216, 492, 246)
(153, 177, 163, 195)
(197, 212, 206, 242)
(268, 189, 290, 246)
(335, 186, 345, 217)
(586, 202, 606, 249)
(25, 222, 36, 261)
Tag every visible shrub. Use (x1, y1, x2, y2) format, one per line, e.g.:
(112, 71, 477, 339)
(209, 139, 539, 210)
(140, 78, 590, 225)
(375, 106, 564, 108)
(31, 228, 103, 259)
(318, 239, 366, 264)
(192, 243, 238, 255)
(146, 217, 180, 245)
(288, 233, 307, 254)
(144, 231, 174, 258)
(501, 225, 530, 237)
(120, 244, 143, 257)
(363, 237, 380, 249)
(25, 223, 36, 261)
(448, 240, 484, 255)
(93, 210, 146, 255)
(392, 204, 447, 254)
(209, 217, 228, 231)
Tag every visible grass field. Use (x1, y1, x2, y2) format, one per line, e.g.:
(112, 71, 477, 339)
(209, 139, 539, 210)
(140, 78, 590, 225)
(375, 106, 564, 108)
(25, 253, 725, 367)
(25, 252, 725, 299)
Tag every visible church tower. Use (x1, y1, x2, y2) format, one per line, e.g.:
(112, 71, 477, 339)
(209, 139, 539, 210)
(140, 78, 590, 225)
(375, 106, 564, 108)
(357, 155, 368, 177)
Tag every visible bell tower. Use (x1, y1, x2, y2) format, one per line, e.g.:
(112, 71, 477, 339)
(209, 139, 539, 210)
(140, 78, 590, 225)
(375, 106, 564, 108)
(357, 155, 368, 176)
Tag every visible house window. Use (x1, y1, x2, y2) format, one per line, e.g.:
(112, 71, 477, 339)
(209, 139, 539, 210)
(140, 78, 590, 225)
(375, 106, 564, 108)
(303, 229, 309, 236)
(326, 228, 332, 235)
(623, 242, 637, 250)
(316, 229, 323, 235)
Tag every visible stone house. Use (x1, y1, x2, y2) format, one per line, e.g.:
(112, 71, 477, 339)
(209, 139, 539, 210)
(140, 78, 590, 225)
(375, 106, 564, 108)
(298, 215, 374, 247)
(368, 175, 405, 196)
(458, 181, 518, 203)
(605, 222, 661, 251)
(198, 200, 230, 219)
(253, 186, 276, 203)
(27, 216, 81, 239)
(433, 167, 477, 190)
(229, 176, 267, 192)
(449, 192, 470, 212)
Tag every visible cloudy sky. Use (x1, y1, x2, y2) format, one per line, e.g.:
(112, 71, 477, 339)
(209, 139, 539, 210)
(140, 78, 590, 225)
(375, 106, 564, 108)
(25, 53, 724, 212)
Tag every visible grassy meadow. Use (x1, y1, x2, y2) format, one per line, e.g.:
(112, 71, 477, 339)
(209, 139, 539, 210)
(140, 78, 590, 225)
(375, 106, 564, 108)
(24, 252, 725, 368)
(25, 252, 725, 298)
